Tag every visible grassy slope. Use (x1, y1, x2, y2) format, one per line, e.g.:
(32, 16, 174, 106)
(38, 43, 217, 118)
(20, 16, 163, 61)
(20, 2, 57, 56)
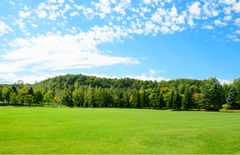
(0, 107, 240, 154)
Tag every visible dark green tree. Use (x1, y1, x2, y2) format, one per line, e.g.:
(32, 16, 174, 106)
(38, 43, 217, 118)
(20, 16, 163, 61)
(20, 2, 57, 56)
(28, 87, 34, 96)
(167, 90, 174, 109)
(156, 92, 165, 109)
(227, 86, 237, 109)
(182, 87, 191, 110)
(172, 92, 182, 110)
(11, 85, 17, 93)
(201, 85, 211, 110)
(34, 89, 43, 106)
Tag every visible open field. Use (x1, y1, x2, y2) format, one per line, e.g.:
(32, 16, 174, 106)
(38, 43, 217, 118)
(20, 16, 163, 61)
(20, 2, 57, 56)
(0, 107, 240, 154)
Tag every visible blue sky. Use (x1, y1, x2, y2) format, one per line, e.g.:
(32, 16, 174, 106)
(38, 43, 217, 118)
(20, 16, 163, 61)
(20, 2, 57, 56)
(0, 0, 239, 84)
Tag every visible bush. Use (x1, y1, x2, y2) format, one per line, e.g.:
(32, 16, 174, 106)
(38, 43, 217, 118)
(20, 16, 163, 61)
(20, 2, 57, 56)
(222, 104, 231, 109)
(219, 109, 240, 112)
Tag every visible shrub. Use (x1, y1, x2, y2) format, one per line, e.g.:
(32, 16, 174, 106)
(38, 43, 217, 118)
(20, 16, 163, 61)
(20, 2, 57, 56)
(219, 109, 240, 112)
(222, 104, 231, 109)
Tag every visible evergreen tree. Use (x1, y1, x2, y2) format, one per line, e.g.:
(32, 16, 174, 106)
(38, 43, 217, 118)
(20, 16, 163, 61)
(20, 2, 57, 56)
(156, 92, 165, 109)
(124, 91, 129, 108)
(130, 90, 139, 108)
(167, 90, 174, 109)
(172, 92, 182, 110)
(28, 87, 34, 96)
(139, 89, 146, 108)
(227, 86, 237, 109)
(210, 82, 222, 111)
(201, 85, 211, 110)
(0, 90, 2, 102)
(105, 91, 113, 108)
(11, 85, 17, 93)
(182, 87, 191, 110)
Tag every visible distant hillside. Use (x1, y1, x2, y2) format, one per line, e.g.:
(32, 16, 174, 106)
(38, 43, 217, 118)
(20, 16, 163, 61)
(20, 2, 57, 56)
(25, 74, 207, 94)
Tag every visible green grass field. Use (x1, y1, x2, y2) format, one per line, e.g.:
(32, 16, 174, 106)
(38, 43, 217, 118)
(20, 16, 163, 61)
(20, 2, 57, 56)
(0, 107, 240, 154)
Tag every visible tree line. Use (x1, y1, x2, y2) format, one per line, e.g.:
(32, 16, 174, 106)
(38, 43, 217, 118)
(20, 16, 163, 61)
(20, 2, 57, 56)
(0, 74, 240, 110)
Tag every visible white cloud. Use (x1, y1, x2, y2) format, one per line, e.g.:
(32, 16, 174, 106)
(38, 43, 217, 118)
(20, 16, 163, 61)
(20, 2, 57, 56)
(149, 69, 156, 76)
(224, 15, 232, 21)
(0, 21, 13, 35)
(202, 25, 214, 29)
(2, 25, 139, 73)
(236, 30, 240, 34)
(93, 0, 111, 14)
(124, 75, 170, 82)
(151, 8, 167, 23)
(24, 32, 31, 36)
(176, 11, 187, 24)
(131, 8, 140, 12)
(219, 0, 235, 5)
(23, 5, 30, 10)
(70, 11, 79, 17)
(188, 2, 201, 16)
(144, 21, 156, 35)
(74, 4, 83, 9)
(223, 7, 231, 14)
(227, 34, 236, 38)
(169, 5, 178, 17)
(37, 11, 48, 18)
(140, 6, 151, 12)
(143, 0, 151, 5)
(202, 2, 219, 17)
(113, 0, 131, 16)
(0, 72, 66, 84)
(19, 11, 32, 18)
(31, 23, 38, 27)
(217, 78, 232, 85)
(214, 20, 227, 26)
(58, 0, 65, 5)
(111, 0, 117, 4)
(10, 1, 15, 5)
(69, 0, 74, 3)
(49, 11, 60, 20)
(235, 18, 240, 26)
(81, 72, 170, 82)
(81, 72, 119, 79)
(49, 0, 57, 2)
(188, 16, 195, 27)
(13, 19, 26, 32)
(59, 4, 71, 18)
(232, 2, 240, 13)
(82, 8, 94, 17)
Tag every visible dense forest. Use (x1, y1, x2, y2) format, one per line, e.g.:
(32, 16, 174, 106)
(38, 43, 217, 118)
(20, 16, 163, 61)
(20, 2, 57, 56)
(0, 74, 240, 111)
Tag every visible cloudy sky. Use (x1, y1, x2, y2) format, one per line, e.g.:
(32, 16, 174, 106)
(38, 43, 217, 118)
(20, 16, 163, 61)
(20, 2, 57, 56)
(0, 0, 239, 84)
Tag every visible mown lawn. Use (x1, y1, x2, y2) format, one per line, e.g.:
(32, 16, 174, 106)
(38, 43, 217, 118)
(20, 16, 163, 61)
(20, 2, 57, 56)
(0, 107, 240, 154)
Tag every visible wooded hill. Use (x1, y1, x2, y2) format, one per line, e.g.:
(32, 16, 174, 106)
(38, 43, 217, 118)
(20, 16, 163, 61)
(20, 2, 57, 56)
(0, 74, 240, 110)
